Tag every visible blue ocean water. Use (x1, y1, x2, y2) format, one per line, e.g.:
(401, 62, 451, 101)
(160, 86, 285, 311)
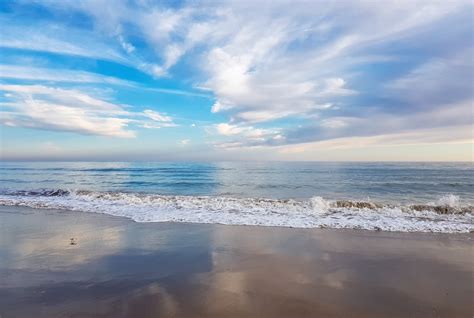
(1, 161, 472, 204)
(0, 162, 472, 232)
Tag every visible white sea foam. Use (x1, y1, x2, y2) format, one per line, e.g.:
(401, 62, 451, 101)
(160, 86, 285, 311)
(0, 190, 472, 233)
(437, 194, 460, 207)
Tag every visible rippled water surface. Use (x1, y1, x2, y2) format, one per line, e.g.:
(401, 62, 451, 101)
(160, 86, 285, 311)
(0, 162, 472, 232)
(1, 161, 472, 204)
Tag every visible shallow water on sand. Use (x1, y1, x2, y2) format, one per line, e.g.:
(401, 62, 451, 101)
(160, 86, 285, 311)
(0, 206, 472, 318)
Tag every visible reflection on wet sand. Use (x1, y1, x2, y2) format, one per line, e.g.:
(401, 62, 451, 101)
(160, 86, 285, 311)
(0, 206, 472, 317)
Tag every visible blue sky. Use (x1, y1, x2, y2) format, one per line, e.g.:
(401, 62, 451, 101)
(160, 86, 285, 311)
(0, 0, 472, 161)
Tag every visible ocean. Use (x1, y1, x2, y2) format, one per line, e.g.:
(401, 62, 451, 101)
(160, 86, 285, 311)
(0, 161, 472, 233)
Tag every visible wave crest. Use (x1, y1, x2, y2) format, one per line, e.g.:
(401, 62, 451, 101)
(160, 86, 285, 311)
(0, 189, 472, 233)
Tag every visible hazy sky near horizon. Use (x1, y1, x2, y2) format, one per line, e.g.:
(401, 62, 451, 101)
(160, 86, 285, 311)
(0, 0, 472, 161)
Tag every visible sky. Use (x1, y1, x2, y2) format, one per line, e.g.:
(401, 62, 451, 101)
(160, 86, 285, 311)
(0, 0, 472, 161)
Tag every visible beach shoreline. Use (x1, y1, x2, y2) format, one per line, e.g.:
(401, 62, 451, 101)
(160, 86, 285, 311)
(0, 205, 472, 317)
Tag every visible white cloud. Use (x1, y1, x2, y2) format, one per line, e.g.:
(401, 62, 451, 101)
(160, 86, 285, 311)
(2, 0, 471, 153)
(281, 100, 474, 146)
(0, 84, 177, 137)
(140, 122, 176, 129)
(0, 64, 134, 86)
(0, 85, 125, 112)
(213, 122, 282, 148)
(0, 64, 211, 99)
(144, 87, 212, 98)
(143, 110, 173, 122)
(0, 84, 134, 138)
(118, 35, 135, 54)
(2, 99, 134, 138)
(216, 123, 269, 139)
(32, 0, 470, 118)
(278, 125, 474, 155)
(386, 49, 474, 107)
(191, 0, 465, 125)
(0, 21, 127, 63)
(321, 119, 348, 129)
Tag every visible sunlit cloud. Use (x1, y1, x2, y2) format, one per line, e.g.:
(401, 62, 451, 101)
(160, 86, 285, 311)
(0, 85, 177, 138)
(0, 20, 127, 63)
(0, 64, 134, 86)
(0, 0, 472, 160)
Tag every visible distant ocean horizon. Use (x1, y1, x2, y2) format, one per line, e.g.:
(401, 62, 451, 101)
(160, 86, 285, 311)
(1, 161, 472, 233)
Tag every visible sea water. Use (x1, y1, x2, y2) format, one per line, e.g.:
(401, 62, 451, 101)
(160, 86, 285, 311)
(0, 161, 472, 233)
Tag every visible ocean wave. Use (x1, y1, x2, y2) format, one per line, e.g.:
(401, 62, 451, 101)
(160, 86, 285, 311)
(0, 189, 472, 233)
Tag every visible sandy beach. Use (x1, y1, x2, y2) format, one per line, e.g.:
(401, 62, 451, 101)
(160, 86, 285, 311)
(0, 205, 472, 318)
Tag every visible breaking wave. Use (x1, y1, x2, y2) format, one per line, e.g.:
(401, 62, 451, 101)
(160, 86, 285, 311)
(0, 189, 472, 233)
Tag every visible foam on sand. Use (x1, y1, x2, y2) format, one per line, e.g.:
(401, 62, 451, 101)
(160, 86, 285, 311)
(0, 190, 472, 233)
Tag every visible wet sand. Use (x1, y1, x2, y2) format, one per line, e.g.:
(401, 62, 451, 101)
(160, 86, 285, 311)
(0, 205, 472, 318)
